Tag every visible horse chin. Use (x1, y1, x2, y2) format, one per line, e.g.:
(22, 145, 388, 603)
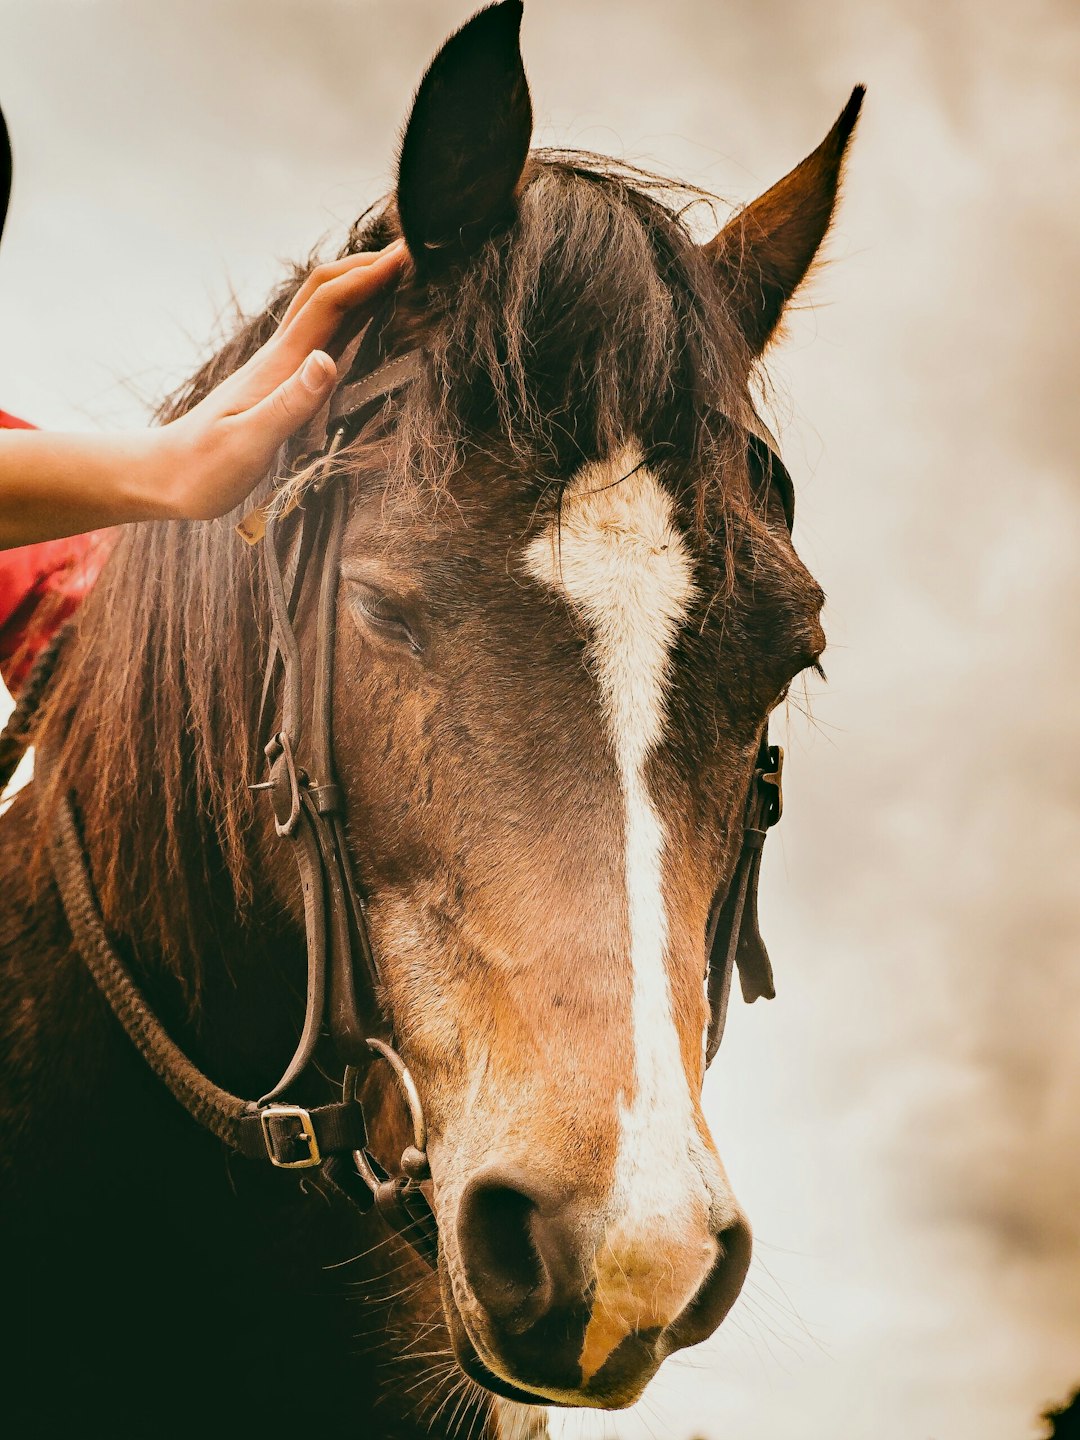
(440, 1287, 556, 1406)
(437, 1261, 577, 1408)
(453, 1328, 559, 1407)
(439, 1264, 650, 1411)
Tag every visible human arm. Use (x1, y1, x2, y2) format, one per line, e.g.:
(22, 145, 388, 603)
(0, 241, 405, 549)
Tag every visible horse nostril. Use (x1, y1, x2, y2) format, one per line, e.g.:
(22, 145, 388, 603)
(457, 1172, 552, 1332)
(666, 1210, 753, 1350)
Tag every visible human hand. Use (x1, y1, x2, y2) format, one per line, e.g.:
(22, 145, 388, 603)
(156, 240, 406, 520)
(0, 242, 408, 551)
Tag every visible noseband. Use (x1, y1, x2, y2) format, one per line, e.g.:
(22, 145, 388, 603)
(27, 302, 792, 1270)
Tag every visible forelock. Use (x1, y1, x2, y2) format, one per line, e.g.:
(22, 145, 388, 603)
(352, 153, 756, 530)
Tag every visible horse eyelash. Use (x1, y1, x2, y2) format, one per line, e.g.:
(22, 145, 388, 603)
(351, 589, 422, 653)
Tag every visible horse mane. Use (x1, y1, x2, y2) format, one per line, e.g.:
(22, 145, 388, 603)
(31, 150, 757, 992)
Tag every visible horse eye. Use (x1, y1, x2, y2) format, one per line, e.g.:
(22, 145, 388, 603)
(348, 583, 422, 653)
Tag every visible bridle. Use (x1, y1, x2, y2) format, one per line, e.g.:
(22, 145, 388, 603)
(39, 312, 444, 1267)
(30, 299, 791, 1271)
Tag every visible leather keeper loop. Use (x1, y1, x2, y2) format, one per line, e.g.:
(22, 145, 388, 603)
(374, 1178, 406, 1219)
(310, 782, 342, 816)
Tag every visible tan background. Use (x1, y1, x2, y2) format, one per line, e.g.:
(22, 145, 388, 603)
(1, 2, 1077, 1435)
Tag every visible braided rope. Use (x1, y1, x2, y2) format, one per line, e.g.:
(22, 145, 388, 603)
(2, 639, 253, 1146)
(38, 732, 254, 1149)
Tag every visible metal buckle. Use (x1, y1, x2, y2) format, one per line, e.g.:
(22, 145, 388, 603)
(759, 744, 784, 824)
(260, 1104, 321, 1169)
(264, 731, 302, 838)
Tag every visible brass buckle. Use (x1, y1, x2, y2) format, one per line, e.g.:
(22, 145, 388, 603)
(260, 1104, 321, 1169)
(760, 744, 784, 824)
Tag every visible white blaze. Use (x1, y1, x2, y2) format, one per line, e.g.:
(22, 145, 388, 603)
(524, 447, 702, 1218)
(526, 447, 731, 1385)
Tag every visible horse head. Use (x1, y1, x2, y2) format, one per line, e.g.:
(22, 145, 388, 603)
(294, 1, 859, 1408)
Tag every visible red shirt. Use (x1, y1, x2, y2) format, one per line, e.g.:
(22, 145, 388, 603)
(0, 408, 113, 692)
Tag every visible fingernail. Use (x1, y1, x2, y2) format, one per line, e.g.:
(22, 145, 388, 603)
(381, 237, 407, 257)
(300, 350, 335, 391)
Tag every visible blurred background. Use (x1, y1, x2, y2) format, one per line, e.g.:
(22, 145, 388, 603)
(1, 2, 1077, 1436)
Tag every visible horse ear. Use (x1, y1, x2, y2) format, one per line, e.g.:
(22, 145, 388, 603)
(397, 1, 533, 272)
(705, 87, 864, 356)
(0, 103, 12, 250)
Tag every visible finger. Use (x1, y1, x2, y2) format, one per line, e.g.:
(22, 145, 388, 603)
(225, 244, 406, 405)
(282, 243, 407, 341)
(248, 259, 404, 394)
(239, 349, 337, 449)
(278, 246, 398, 328)
(278, 240, 406, 330)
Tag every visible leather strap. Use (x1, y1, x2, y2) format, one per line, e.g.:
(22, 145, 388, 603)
(258, 466, 386, 1070)
(255, 495, 320, 754)
(704, 732, 782, 1065)
(245, 334, 439, 1261)
(329, 348, 423, 433)
(0, 626, 69, 793)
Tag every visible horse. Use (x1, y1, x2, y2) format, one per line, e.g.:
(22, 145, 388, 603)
(0, 4, 861, 1434)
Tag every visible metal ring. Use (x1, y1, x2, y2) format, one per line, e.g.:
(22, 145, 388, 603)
(365, 1037, 427, 1156)
(343, 1040, 431, 1193)
(351, 1142, 382, 1194)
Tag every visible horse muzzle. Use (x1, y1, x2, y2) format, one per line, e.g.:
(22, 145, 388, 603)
(439, 1162, 753, 1408)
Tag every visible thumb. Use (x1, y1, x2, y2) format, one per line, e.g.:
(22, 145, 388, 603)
(249, 349, 336, 444)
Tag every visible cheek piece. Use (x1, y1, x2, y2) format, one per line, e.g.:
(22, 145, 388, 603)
(14, 298, 792, 1271)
